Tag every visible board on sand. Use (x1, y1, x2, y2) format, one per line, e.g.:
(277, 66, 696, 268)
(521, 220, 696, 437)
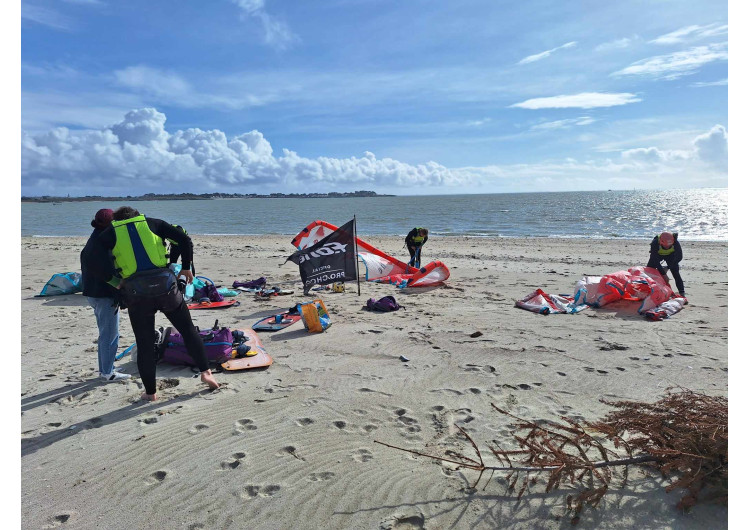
(187, 299, 239, 310)
(252, 311, 301, 332)
(221, 329, 273, 371)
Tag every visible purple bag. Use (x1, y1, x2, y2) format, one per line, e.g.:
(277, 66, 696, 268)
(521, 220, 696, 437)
(232, 277, 266, 289)
(366, 295, 402, 312)
(158, 324, 233, 366)
(194, 282, 224, 303)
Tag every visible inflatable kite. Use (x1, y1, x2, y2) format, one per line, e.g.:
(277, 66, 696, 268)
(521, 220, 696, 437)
(35, 272, 83, 297)
(516, 266, 687, 321)
(291, 220, 450, 288)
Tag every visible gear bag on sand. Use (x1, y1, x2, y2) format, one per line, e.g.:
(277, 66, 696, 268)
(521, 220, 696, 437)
(158, 320, 234, 366)
(297, 299, 332, 332)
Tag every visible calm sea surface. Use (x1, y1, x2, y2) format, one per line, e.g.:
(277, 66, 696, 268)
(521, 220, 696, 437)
(21, 189, 728, 241)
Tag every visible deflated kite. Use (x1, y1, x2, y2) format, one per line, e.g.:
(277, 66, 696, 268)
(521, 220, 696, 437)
(516, 266, 688, 321)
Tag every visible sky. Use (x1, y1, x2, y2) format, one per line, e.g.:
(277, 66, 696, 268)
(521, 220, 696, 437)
(19, 0, 729, 196)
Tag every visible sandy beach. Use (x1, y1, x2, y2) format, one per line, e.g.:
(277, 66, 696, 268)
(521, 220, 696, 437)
(20, 234, 728, 529)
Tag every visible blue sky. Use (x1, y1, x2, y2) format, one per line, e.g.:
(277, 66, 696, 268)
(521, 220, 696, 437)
(20, 0, 728, 196)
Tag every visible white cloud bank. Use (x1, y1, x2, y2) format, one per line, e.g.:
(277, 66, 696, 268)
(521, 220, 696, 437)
(612, 44, 727, 80)
(518, 41, 577, 65)
(20, 109, 727, 196)
(649, 24, 728, 45)
(510, 92, 641, 109)
(22, 108, 463, 195)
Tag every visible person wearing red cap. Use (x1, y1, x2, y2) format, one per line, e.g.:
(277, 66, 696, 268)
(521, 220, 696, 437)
(80, 209, 131, 382)
(647, 231, 686, 297)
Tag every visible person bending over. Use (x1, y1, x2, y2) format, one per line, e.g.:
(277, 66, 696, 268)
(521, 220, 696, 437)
(405, 227, 428, 268)
(80, 208, 131, 382)
(90, 206, 219, 401)
(647, 231, 686, 297)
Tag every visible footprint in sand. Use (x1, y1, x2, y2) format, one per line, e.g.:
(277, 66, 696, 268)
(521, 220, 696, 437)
(360, 422, 380, 434)
(156, 378, 180, 390)
(220, 452, 246, 470)
(188, 424, 210, 435)
(352, 448, 373, 463)
(42, 513, 73, 529)
(145, 470, 168, 485)
(277, 446, 305, 461)
(295, 417, 315, 427)
(241, 484, 281, 499)
(233, 419, 257, 435)
(308, 472, 335, 481)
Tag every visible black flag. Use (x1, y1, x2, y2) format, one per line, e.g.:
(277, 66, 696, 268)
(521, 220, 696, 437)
(285, 219, 358, 293)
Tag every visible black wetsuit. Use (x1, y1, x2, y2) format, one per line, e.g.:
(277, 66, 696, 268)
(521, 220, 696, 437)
(646, 234, 685, 295)
(405, 228, 428, 266)
(90, 217, 209, 395)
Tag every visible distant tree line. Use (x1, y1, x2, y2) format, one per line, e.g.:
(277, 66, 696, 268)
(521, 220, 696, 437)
(21, 190, 392, 202)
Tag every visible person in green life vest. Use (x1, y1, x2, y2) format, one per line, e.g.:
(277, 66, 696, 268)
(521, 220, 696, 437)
(89, 206, 219, 401)
(405, 227, 428, 268)
(647, 231, 686, 298)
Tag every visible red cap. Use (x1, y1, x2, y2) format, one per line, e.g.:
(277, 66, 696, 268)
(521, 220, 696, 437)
(92, 208, 114, 229)
(659, 231, 674, 248)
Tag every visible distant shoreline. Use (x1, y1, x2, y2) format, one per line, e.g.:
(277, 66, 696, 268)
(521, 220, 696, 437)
(21, 191, 393, 203)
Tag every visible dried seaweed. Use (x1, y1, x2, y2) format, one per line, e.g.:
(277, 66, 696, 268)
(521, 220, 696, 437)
(374, 388, 727, 522)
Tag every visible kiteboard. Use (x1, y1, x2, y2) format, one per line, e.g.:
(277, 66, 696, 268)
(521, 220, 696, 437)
(187, 299, 240, 310)
(221, 328, 273, 371)
(255, 287, 294, 298)
(252, 310, 301, 332)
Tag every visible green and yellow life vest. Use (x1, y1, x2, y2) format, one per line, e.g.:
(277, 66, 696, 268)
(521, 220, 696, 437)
(111, 215, 168, 279)
(656, 234, 676, 256)
(411, 227, 426, 245)
(658, 246, 675, 256)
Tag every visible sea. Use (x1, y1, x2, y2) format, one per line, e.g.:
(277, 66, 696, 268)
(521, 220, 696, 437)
(21, 188, 728, 241)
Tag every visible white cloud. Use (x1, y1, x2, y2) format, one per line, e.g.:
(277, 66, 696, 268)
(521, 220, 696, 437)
(510, 92, 641, 109)
(22, 4, 74, 30)
(22, 108, 465, 194)
(691, 79, 727, 87)
(620, 124, 726, 171)
(650, 23, 728, 45)
(518, 41, 577, 65)
(113, 66, 192, 99)
(612, 44, 728, 80)
(693, 124, 727, 171)
(230, 0, 298, 50)
(530, 116, 595, 131)
(595, 37, 637, 52)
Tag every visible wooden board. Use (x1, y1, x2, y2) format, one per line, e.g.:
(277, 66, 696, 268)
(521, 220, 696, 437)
(221, 328, 273, 371)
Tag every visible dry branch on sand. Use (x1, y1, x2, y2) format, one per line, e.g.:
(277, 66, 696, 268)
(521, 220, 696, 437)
(375, 388, 727, 524)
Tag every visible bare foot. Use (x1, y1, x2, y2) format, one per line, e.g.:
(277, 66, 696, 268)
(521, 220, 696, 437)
(141, 392, 157, 402)
(200, 370, 220, 390)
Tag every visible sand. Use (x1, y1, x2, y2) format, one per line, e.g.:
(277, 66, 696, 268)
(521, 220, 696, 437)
(21, 235, 728, 529)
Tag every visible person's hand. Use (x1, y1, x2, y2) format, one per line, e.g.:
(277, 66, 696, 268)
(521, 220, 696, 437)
(179, 269, 194, 284)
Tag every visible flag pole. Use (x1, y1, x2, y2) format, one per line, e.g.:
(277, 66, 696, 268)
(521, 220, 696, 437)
(353, 215, 361, 296)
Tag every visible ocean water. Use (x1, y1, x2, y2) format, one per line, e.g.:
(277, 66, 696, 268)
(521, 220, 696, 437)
(21, 189, 728, 241)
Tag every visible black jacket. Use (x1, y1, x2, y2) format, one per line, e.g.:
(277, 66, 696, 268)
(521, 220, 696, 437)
(89, 217, 194, 285)
(80, 228, 119, 298)
(405, 227, 428, 248)
(649, 233, 682, 263)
